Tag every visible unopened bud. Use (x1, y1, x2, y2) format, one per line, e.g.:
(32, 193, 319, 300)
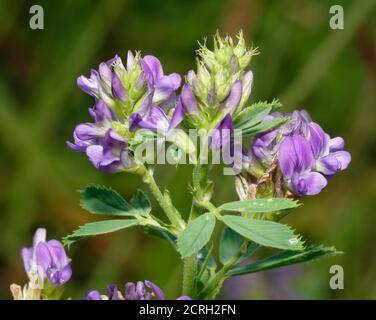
(235, 174, 249, 200)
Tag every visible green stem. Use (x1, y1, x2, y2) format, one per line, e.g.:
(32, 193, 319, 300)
(182, 201, 201, 297)
(182, 254, 196, 297)
(201, 201, 222, 220)
(141, 166, 185, 232)
(199, 242, 248, 299)
(182, 162, 212, 298)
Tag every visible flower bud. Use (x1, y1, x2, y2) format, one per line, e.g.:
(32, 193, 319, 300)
(196, 62, 212, 99)
(235, 174, 249, 200)
(238, 70, 254, 110)
(214, 67, 232, 101)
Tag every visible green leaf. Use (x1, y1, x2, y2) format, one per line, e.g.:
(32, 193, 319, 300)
(177, 213, 216, 258)
(198, 245, 217, 270)
(196, 245, 217, 294)
(145, 225, 177, 248)
(130, 190, 151, 216)
(219, 198, 300, 213)
(219, 227, 245, 265)
(81, 185, 150, 217)
(222, 215, 304, 251)
(236, 117, 289, 137)
(234, 100, 282, 129)
(233, 104, 271, 129)
(227, 245, 341, 276)
(63, 219, 139, 246)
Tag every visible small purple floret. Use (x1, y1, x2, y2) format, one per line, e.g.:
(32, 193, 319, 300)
(251, 110, 351, 196)
(67, 100, 134, 173)
(21, 228, 72, 287)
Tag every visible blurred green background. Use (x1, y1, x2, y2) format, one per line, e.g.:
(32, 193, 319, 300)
(0, 0, 375, 299)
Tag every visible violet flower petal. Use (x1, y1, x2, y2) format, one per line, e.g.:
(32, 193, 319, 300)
(316, 151, 351, 176)
(47, 239, 70, 267)
(21, 247, 33, 272)
(169, 98, 184, 130)
(153, 73, 181, 103)
(292, 171, 327, 196)
(46, 267, 60, 285)
(211, 114, 233, 150)
(145, 280, 165, 300)
(222, 80, 242, 113)
(111, 73, 127, 101)
(252, 129, 278, 163)
(89, 100, 115, 124)
(278, 135, 314, 178)
(107, 284, 119, 300)
(129, 113, 143, 131)
(58, 263, 72, 285)
(135, 281, 146, 300)
(176, 296, 192, 300)
(77, 69, 99, 97)
(33, 228, 47, 247)
(98, 62, 112, 84)
(328, 137, 345, 152)
(35, 242, 52, 272)
(130, 106, 170, 132)
(75, 123, 104, 140)
(125, 282, 136, 300)
(86, 145, 104, 169)
(308, 122, 328, 158)
(141, 55, 164, 84)
(181, 84, 199, 114)
(85, 290, 102, 300)
(241, 70, 253, 102)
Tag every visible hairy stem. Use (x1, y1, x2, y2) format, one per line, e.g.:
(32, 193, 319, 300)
(141, 166, 185, 232)
(182, 163, 212, 298)
(182, 254, 196, 297)
(200, 200, 222, 220)
(182, 202, 202, 297)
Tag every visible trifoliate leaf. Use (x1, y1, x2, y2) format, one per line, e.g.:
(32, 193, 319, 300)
(222, 215, 304, 251)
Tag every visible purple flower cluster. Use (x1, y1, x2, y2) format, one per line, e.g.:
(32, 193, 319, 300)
(76, 52, 180, 109)
(21, 228, 72, 287)
(251, 110, 351, 196)
(67, 100, 134, 173)
(68, 52, 181, 172)
(69, 34, 257, 172)
(85, 281, 191, 300)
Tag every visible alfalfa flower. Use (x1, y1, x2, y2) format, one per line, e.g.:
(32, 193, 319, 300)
(21, 228, 72, 288)
(85, 281, 191, 300)
(77, 51, 181, 118)
(171, 32, 257, 150)
(11, 228, 72, 300)
(67, 100, 135, 173)
(250, 110, 351, 196)
(141, 55, 181, 106)
(72, 51, 183, 172)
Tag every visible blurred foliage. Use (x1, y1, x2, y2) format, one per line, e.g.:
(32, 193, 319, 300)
(0, 0, 375, 299)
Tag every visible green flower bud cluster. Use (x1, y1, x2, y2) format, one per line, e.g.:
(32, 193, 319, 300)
(190, 31, 258, 105)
